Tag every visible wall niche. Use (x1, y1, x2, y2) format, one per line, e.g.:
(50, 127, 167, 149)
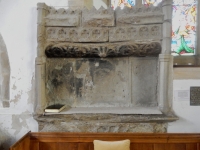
(34, 1, 178, 132)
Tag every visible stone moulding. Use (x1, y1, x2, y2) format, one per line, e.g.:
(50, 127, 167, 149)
(116, 5, 164, 25)
(45, 42, 161, 58)
(45, 7, 81, 27)
(109, 24, 162, 42)
(82, 7, 115, 27)
(46, 27, 109, 42)
(45, 24, 162, 42)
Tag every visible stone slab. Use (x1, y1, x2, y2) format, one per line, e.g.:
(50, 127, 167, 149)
(45, 8, 81, 27)
(82, 7, 115, 27)
(116, 6, 164, 25)
(109, 25, 162, 42)
(131, 57, 158, 107)
(46, 58, 131, 107)
(35, 114, 178, 132)
(46, 27, 108, 42)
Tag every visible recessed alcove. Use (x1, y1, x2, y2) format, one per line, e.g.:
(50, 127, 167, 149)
(34, 1, 178, 132)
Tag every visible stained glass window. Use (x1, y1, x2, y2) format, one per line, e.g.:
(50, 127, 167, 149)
(111, 0, 197, 55)
(111, 0, 135, 9)
(171, 0, 197, 55)
(143, 0, 162, 6)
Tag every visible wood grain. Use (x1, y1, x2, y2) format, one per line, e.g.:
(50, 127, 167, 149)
(10, 132, 200, 150)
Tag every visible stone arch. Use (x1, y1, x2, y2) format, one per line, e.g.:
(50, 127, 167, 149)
(0, 33, 10, 108)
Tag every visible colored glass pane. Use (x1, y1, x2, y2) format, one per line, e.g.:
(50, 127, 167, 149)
(111, 0, 135, 9)
(171, 0, 196, 55)
(143, 0, 162, 6)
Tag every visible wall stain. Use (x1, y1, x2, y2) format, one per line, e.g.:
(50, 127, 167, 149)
(0, 128, 13, 150)
(11, 115, 29, 135)
(10, 93, 22, 104)
(12, 84, 17, 90)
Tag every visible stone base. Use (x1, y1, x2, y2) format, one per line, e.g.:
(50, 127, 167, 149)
(35, 114, 178, 133)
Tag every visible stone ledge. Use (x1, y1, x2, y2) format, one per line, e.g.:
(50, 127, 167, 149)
(34, 114, 178, 132)
(35, 113, 178, 123)
(43, 107, 162, 115)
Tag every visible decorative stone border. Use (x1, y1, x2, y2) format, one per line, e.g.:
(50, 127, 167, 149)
(45, 42, 161, 58)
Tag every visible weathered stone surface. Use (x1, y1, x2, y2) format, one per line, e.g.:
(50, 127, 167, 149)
(39, 122, 167, 133)
(109, 25, 162, 42)
(35, 3, 177, 132)
(35, 114, 178, 132)
(131, 57, 158, 106)
(45, 42, 161, 58)
(46, 27, 109, 42)
(45, 58, 131, 107)
(82, 7, 115, 27)
(116, 5, 164, 25)
(45, 8, 81, 27)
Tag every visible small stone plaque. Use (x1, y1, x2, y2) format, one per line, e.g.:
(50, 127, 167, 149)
(190, 87, 200, 106)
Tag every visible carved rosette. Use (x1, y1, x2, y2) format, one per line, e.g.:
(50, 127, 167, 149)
(116, 5, 164, 25)
(46, 27, 109, 42)
(109, 25, 162, 42)
(45, 42, 161, 58)
(45, 8, 81, 27)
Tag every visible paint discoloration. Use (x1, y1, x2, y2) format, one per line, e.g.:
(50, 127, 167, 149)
(46, 58, 131, 107)
(11, 115, 29, 135)
(10, 93, 22, 104)
(12, 84, 17, 90)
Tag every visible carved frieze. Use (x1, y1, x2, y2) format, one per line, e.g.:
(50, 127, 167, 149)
(109, 25, 162, 42)
(45, 42, 161, 58)
(45, 8, 81, 27)
(46, 27, 108, 42)
(116, 5, 164, 25)
(82, 7, 115, 27)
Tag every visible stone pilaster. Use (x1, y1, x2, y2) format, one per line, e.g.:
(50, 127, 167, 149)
(162, 0, 172, 54)
(35, 3, 48, 114)
(158, 0, 173, 115)
(158, 54, 173, 115)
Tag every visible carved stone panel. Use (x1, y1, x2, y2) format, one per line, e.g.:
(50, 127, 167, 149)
(82, 7, 115, 27)
(109, 25, 162, 42)
(46, 58, 131, 107)
(116, 6, 164, 25)
(131, 57, 158, 107)
(46, 27, 108, 42)
(190, 87, 200, 106)
(45, 8, 81, 27)
(46, 58, 75, 106)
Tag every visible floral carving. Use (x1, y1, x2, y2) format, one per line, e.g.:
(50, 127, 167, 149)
(45, 42, 161, 58)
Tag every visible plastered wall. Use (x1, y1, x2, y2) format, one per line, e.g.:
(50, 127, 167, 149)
(0, 0, 200, 150)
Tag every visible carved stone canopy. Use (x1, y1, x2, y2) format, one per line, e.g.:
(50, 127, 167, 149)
(45, 42, 161, 58)
(43, 5, 163, 58)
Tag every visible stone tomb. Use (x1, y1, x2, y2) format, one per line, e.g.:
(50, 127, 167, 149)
(35, 1, 177, 132)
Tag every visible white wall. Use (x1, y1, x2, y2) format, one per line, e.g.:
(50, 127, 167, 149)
(0, 0, 68, 149)
(168, 79, 200, 132)
(0, 0, 200, 149)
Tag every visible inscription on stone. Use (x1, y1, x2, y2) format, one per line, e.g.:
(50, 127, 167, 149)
(190, 87, 200, 106)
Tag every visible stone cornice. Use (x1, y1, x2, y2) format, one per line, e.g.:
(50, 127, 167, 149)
(45, 41, 161, 58)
